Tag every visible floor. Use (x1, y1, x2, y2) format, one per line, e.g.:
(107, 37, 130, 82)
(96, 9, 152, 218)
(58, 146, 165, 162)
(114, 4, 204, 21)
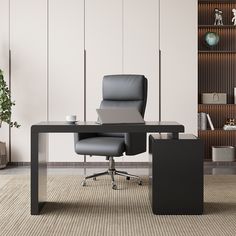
(1, 165, 236, 236)
(204, 164, 236, 175)
(0, 166, 149, 191)
(0, 166, 148, 176)
(1, 165, 236, 176)
(2, 174, 236, 236)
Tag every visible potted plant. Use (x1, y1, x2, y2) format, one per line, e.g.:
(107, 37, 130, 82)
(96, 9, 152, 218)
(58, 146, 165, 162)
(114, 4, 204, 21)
(0, 69, 20, 169)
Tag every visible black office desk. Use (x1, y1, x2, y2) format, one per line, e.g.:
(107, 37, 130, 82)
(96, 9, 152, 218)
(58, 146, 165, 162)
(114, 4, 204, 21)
(31, 121, 184, 215)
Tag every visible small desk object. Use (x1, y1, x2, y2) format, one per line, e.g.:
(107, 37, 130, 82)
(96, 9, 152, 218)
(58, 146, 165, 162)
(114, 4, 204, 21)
(31, 121, 184, 215)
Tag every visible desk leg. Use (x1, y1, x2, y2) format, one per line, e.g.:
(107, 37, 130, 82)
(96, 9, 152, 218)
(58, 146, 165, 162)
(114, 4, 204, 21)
(172, 132, 179, 139)
(166, 133, 179, 139)
(31, 131, 48, 215)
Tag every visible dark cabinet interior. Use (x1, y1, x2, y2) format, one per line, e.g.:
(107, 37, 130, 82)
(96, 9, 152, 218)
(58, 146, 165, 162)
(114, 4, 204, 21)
(198, 0, 236, 160)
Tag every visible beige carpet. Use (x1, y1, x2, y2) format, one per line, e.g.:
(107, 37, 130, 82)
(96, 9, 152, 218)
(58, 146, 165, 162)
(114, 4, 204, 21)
(0, 175, 236, 236)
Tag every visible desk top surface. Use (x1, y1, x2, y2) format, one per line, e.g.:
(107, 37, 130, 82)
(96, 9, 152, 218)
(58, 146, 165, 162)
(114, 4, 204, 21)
(32, 121, 184, 133)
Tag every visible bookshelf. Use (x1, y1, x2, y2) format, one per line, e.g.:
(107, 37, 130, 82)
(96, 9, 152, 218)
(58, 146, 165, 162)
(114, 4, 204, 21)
(198, 0, 236, 160)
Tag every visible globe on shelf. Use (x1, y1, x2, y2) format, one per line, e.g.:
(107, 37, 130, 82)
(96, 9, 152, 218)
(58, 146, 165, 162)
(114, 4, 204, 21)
(204, 32, 220, 47)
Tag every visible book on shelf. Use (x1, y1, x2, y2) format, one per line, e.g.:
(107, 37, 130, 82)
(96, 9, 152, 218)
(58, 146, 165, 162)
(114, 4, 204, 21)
(198, 112, 207, 130)
(198, 112, 214, 130)
(206, 114, 214, 130)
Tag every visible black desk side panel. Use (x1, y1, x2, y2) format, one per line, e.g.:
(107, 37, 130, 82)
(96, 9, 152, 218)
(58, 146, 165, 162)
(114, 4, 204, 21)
(149, 134, 204, 215)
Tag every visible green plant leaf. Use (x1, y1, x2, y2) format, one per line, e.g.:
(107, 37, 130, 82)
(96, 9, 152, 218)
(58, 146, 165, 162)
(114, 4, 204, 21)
(0, 69, 20, 128)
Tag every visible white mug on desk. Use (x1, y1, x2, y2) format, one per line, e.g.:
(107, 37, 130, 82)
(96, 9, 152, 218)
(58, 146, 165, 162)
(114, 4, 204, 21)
(66, 115, 77, 123)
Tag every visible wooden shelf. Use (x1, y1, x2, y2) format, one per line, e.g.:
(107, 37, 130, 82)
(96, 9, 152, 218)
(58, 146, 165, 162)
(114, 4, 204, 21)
(199, 0, 236, 3)
(198, 51, 236, 53)
(198, 130, 236, 133)
(198, 25, 236, 28)
(199, 104, 236, 106)
(199, 129, 236, 132)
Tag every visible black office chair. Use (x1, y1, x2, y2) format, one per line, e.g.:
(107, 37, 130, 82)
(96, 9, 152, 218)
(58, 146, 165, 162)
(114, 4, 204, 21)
(74, 74, 148, 189)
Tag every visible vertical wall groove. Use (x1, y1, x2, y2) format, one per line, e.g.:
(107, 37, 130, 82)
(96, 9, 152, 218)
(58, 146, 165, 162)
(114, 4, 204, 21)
(198, 53, 236, 104)
(8, 0, 11, 162)
(198, 2, 236, 25)
(83, 0, 86, 123)
(122, 0, 124, 74)
(199, 130, 236, 159)
(159, 0, 161, 121)
(83, 0, 86, 167)
(47, 0, 49, 122)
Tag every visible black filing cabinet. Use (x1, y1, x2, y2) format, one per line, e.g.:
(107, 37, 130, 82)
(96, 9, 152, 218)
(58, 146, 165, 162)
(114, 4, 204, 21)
(149, 134, 204, 215)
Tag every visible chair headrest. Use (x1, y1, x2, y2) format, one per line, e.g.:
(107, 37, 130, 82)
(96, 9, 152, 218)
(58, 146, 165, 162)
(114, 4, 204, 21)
(103, 74, 147, 101)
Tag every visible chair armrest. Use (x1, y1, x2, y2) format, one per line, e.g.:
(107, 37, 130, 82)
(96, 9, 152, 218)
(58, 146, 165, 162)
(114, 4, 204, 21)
(124, 133, 146, 155)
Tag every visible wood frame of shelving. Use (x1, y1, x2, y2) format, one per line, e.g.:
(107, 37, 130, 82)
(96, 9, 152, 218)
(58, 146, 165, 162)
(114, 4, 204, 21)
(199, 0, 236, 3)
(198, 0, 236, 161)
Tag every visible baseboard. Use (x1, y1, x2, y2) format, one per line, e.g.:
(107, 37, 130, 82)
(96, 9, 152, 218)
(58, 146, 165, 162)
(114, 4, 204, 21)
(7, 162, 149, 168)
(204, 161, 236, 167)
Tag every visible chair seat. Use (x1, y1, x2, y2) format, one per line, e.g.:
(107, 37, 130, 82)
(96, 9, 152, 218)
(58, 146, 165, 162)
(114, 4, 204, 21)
(75, 137, 125, 156)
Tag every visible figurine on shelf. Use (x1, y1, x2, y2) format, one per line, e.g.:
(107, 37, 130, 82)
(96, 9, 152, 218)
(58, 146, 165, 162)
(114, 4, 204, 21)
(223, 118, 236, 130)
(226, 118, 236, 126)
(232, 9, 236, 26)
(214, 8, 224, 26)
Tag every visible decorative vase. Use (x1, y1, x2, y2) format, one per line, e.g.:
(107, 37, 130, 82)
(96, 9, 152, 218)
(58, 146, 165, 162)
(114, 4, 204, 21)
(204, 32, 220, 48)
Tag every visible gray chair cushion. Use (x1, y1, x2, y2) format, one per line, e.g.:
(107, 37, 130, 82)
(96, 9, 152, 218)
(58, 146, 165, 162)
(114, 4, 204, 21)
(75, 137, 125, 157)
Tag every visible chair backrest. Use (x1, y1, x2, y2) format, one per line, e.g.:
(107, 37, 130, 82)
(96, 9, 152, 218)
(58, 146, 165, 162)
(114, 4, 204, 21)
(98, 75, 148, 148)
(100, 74, 148, 116)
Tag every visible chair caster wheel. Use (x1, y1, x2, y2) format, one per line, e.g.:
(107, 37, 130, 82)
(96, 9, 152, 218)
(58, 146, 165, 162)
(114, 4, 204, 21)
(81, 180, 86, 187)
(112, 184, 117, 190)
(93, 177, 96, 181)
(138, 180, 142, 186)
(126, 177, 130, 180)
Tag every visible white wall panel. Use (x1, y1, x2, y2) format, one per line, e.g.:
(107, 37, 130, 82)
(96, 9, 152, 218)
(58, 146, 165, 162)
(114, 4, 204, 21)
(123, 0, 159, 162)
(11, 0, 47, 161)
(7, 0, 197, 163)
(0, 0, 10, 161)
(85, 0, 123, 162)
(48, 0, 84, 162)
(160, 0, 198, 134)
